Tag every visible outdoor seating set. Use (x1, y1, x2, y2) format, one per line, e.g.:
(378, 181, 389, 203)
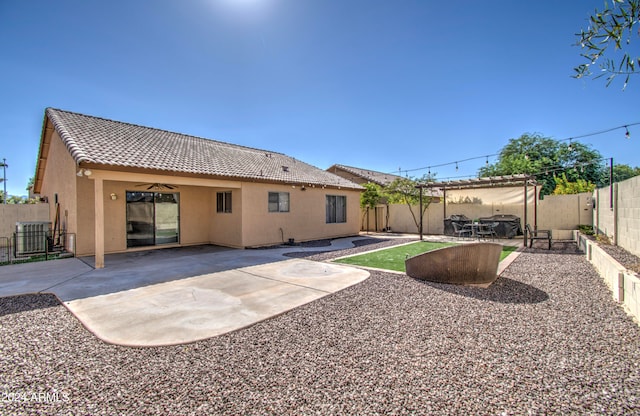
(452, 221, 499, 240)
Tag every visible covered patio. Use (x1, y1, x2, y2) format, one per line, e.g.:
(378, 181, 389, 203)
(416, 174, 539, 245)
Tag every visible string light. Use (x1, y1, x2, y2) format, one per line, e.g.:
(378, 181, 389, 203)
(389, 121, 637, 178)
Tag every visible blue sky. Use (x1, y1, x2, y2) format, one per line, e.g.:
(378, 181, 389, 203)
(1, 0, 638, 197)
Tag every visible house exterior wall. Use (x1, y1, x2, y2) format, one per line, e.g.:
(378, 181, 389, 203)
(76, 176, 95, 255)
(210, 188, 243, 248)
(240, 182, 361, 247)
(82, 182, 216, 254)
(37, 131, 80, 252)
(45, 171, 360, 255)
(73, 181, 235, 255)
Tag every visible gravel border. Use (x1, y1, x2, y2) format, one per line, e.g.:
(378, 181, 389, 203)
(598, 244, 640, 274)
(1, 240, 640, 415)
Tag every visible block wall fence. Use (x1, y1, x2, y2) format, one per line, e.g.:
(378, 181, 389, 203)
(363, 192, 593, 241)
(0, 203, 50, 238)
(593, 175, 640, 258)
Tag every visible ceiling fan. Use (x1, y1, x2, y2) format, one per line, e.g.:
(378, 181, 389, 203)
(135, 183, 179, 191)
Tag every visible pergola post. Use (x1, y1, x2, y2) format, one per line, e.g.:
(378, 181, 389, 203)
(419, 186, 423, 240)
(523, 180, 528, 247)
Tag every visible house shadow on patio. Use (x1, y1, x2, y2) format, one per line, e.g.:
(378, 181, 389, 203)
(0, 293, 60, 317)
(416, 276, 549, 304)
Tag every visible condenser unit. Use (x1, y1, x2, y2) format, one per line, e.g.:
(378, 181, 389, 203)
(16, 221, 51, 255)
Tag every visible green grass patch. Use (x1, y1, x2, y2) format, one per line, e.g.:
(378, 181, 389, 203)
(335, 241, 518, 272)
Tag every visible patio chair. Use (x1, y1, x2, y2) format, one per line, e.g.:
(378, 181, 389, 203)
(525, 224, 552, 250)
(452, 222, 472, 239)
(405, 242, 503, 285)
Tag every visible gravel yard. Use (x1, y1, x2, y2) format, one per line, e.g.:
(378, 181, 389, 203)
(1, 239, 640, 415)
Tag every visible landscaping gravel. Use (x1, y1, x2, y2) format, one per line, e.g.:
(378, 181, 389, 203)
(2, 240, 640, 415)
(599, 243, 640, 274)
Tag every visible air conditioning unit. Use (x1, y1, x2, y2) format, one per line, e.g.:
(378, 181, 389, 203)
(16, 222, 51, 255)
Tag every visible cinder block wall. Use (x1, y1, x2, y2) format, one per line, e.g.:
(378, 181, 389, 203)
(0, 204, 50, 238)
(538, 193, 593, 234)
(367, 193, 593, 239)
(595, 175, 640, 257)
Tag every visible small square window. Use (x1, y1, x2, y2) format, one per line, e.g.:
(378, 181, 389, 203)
(268, 192, 290, 212)
(216, 191, 232, 213)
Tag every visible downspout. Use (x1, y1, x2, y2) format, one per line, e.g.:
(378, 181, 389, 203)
(534, 184, 538, 231)
(419, 186, 423, 241)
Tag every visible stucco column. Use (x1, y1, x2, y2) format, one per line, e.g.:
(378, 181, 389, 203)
(94, 177, 105, 269)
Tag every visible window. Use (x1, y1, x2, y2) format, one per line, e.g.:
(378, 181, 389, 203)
(216, 191, 232, 213)
(268, 192, 290, 212)
(326, 195, 347, 223)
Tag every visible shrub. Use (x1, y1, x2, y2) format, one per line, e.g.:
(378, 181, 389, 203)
(578, 224, 594, 235)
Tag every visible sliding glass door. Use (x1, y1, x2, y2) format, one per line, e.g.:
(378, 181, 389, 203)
(126, 191, 180, 248)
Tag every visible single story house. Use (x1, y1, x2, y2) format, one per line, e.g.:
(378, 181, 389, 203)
(327, 163, 443, 200)
(326, 164, 403, 187)
(33, 108, 363, 268)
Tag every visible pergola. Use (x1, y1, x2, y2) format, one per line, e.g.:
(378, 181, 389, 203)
(415, 174, 538, 245)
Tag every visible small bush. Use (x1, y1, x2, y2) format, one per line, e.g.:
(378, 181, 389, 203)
(578, 224, 594, 235)
(596, 234, 612, 245)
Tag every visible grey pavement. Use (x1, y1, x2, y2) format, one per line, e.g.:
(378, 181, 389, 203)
(0, 237, 373, 346)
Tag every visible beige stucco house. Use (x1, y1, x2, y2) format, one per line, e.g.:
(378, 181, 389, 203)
(33, 108, 363, 268)
(327, 164, 404, 187)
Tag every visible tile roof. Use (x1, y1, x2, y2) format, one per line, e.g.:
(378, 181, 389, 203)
(327, 164, 403, 186)
(44, 108, 362, 189)
(328, 164, 443, 197)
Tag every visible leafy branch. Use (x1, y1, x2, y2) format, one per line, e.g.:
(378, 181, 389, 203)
(574, 0, 640, 89)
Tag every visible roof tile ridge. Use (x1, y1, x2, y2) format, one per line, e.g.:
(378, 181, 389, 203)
(336, 164, 395, 177)
(46, 107, 288, 157)
(46, 107, 92, 164)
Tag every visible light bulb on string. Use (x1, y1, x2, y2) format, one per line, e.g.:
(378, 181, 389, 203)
(568, 139, 573, 151)
(625, 126, 630, 139)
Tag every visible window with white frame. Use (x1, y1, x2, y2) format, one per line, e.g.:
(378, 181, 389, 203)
(268, 192, 290, 212)
(216, 191, 232, 213)
(326, 195, 346, 223)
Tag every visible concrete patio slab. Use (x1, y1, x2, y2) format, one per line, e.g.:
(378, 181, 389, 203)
(0, 237, 373, 347)
(0, 258, 93, 296)
(64, 258, 368, 346)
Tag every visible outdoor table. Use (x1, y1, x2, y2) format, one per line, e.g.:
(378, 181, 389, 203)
(462, 222, 490, 239)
